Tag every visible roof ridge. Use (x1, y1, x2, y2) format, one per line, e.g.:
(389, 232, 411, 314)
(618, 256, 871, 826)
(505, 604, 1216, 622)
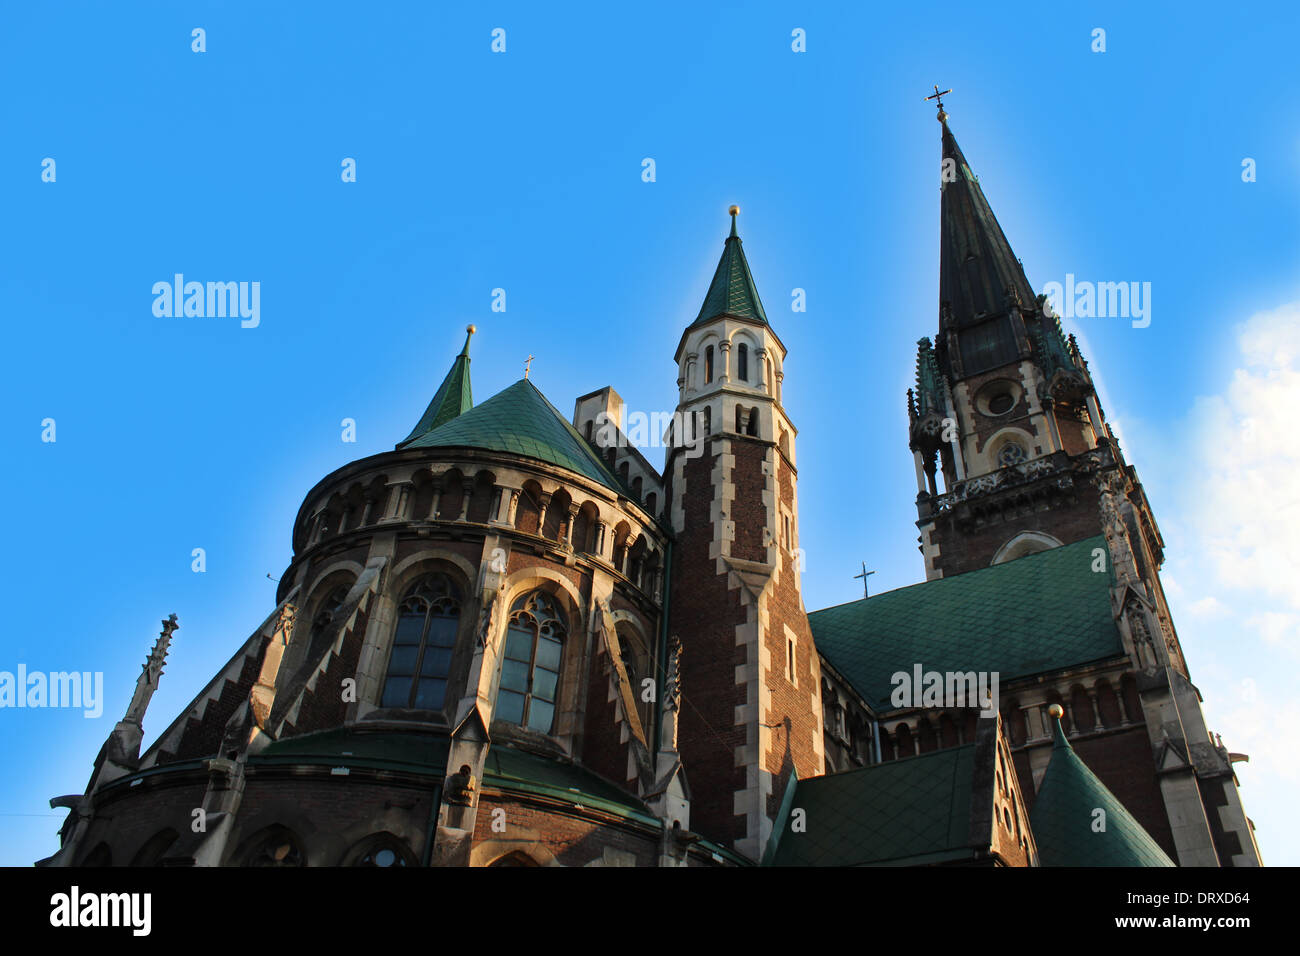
(808, 533, 1108, 617)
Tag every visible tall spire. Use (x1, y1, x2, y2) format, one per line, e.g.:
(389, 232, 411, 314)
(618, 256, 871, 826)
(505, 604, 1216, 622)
(398, 325, 475, 448)
(938, 116, 1037, 338)
(692, 205, 768, 327)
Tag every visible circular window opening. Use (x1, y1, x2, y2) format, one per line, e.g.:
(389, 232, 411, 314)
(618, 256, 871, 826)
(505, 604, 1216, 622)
(975, 380, 1023, 418)
(987, 392, 1015, 415)
(997, 442, 1027, 467)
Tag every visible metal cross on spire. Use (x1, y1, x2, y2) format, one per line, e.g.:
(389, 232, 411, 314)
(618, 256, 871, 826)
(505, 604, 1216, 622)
(924, 84, 952, 122)
(524, 354, 534, 379)
(853, 562, 876, 599)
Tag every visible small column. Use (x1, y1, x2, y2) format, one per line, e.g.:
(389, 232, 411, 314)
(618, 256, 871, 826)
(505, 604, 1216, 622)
(536, 491, 553, 536)
(1023, 703, 1045, 740)
(427, 478, 443, 521)
(379, 482, 405, 522)
(506, 489, 521, 525)
(359, 495, 376, 527)
(309, 511, 327, 546)
(457, 479, 473, 522)
(594, 520, 608, 560)
(775, 369, 784, 404)
(912, 450, 928, 496)
(1087, 689, 1103, 730)
(564, 504, 580, 549)
(718, 340, 731, 384)
(756, 348, 768, 390)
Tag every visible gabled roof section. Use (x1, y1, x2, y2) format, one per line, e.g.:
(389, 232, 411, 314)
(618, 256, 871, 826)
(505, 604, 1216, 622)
(691, 208, 768, 328)
(808, 536, 1124, 710)
(405, 377, 628, 495)
(397, 325, 475, 449)
(769, 747, 979, 866)
(939, 119, 1037, 334)
(1030, 713, 1176, 867)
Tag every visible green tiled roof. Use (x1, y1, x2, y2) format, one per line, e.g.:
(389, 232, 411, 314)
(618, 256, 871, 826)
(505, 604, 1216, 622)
(1030, 716, 1175, 867)
(808, 536, 1124, 710)
(770, 747, 978, 866)
(256, 727, 449, 775)
(692, 212, 768, 326)
(398, 327, 475, 448)
(405, 378, 627, 495)
(484, 745, 657, 824)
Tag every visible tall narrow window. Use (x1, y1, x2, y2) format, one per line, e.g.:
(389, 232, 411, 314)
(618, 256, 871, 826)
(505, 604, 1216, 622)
(381, 573, 462, 711)
(497, 590, 567, 734)
(305, 585, 350, 667)
(704, 346, 714, 383)
(737, 343, 749, 382)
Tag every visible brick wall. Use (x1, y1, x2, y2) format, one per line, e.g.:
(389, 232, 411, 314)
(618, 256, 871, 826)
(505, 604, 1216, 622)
(670, 445, 748, 846)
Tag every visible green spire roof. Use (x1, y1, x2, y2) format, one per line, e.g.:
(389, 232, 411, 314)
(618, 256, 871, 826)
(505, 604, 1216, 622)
(404, 377, 627, 494)
(1030, 712, 1176, 867)
(397, 326, 476, 449)
(692, 207, 768, 327)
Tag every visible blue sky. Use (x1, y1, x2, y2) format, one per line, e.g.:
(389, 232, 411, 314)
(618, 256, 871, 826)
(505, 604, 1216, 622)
(2, 1, 1296, 866)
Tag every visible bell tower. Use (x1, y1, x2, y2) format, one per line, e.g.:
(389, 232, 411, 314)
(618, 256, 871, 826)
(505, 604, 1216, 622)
(909, 104, 1125, 580)
(666, 207, 824, 861)
(907, 101, 1262, 867)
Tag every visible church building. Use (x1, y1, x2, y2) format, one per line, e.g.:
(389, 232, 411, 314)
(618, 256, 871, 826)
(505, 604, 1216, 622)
(39, 107, 1261, 868)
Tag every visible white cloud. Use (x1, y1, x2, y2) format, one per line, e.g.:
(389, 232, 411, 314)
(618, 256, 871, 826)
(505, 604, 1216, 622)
(1122, 300, 1300, 861)
(1188, 596, 1228, 618)
(1186, 302, 1300, 609)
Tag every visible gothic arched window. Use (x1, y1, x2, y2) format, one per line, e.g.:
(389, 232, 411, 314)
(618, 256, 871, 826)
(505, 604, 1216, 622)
(345, 834, 416, 867)
(498, 590, 567, 733)
(241, 828, 305, 867)
(304, 584, 350, 666)
(381, 573, 463, 711)
(737, 343, 749, 382)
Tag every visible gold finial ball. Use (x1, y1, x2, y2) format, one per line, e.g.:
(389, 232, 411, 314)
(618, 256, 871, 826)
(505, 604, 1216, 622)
(466, 324, 477, 334)
(728, 204, 740, 216)
(1048, 703, 1064, 719)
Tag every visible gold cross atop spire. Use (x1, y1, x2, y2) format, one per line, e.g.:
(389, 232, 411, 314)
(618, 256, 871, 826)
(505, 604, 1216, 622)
(924, 84, 952, 123)
(524, 354, 534, 379)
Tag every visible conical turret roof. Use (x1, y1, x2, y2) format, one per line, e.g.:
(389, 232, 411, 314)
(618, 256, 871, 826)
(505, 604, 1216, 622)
(404, 378, 627, 495)
(691, 207, 768, 327)
(398, 326, 475, 448)
(1029, 710, 1176, 867)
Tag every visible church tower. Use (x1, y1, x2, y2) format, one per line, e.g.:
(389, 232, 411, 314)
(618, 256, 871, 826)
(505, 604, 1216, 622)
(908, 102, 1261, 866)
(666, 208, 824, 860)
(909, 105, 1121, 579)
